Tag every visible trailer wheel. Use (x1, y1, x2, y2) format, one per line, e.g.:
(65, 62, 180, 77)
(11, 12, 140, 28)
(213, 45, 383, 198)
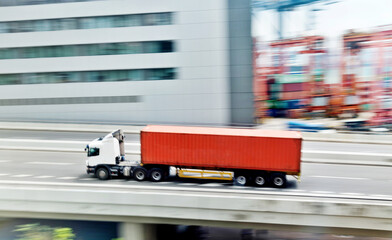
(270, 173, 286, 188)
(149, 168, 164, 182)
(254, 174, 267, 187)
(96, 167, 110, 180)
(234, 174, 248, 186)
(133, 167, 147, 181)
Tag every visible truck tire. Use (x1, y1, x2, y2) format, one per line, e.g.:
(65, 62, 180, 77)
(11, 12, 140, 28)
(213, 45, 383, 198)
(254, 173, 267, 187)
(96, 167, 110, 180)
(270, 172, 286, 188)
(133, 167, 147, 181)
(149, 168, 164, 182)
(234, 173, 248, 186)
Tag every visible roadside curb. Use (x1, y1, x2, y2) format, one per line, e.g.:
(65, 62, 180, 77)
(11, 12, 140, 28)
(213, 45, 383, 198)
(0, 122, 143, 134)
(302, 158, 392, 167)
(302, 132, 392, 145)
(3, 121, 392, 144)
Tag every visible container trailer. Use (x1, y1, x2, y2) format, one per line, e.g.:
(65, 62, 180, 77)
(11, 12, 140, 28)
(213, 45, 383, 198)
(85, 125, 302, 188)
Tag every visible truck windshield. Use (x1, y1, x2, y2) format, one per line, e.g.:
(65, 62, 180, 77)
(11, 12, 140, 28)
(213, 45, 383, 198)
(88, 148, 100, 157)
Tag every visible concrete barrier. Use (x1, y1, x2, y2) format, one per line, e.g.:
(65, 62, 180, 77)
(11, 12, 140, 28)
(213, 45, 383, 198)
(0, 182, 390, 238)
(1, 138, 391, 166)
(2, 121, 392, 144)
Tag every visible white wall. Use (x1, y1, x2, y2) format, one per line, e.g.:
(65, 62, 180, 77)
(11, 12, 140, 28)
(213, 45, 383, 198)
(0, 0, 240, 125)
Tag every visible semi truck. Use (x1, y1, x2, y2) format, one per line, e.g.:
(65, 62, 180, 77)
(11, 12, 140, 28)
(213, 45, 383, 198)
(85, 125, 302, 188)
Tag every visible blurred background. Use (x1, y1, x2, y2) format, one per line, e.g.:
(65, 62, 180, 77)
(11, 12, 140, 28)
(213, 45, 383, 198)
(0, 0, 392, 240)
(253, 0, 392, 130)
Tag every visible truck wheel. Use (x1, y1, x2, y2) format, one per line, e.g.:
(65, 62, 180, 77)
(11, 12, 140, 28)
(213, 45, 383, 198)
(234, 174, 247, 186)
(254, 174, 267, 187)
(96, 167, 110, 180)
(270, 173, 286, 188)
(149, 168, 164, 182)
(133, 168, 147, 181)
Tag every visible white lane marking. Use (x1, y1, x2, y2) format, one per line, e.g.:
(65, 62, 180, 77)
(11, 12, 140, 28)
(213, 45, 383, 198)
(27, 162, 75, 166)
(154, 182, 171, 184)
(34, 176, 54, 179)
(11, 174, 32, 178)
(0, 138, 140, 146)
(0, 179, 389, 201)
(0, 173, 9, 176)
(57, 177, 77, 180)
(201, 183, 225, 187)
(0, 160, 11, 163)
(342, 192, 363, 196)
(284, 189, 305, 192)
(303, 149, 392, 157)
(309, 176, 367, 180)
(311, 191, 334, 194)
(230, 186, 252, 189)
(78, 178, 95, 181)
(370, 194, 391, 198)
(177, 183, 197, 186)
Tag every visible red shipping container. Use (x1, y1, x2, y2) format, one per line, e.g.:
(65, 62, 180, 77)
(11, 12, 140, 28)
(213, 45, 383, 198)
(141, 125, 302, 174)
(280, 91, 307, 100)
(283, 83, 304, 92)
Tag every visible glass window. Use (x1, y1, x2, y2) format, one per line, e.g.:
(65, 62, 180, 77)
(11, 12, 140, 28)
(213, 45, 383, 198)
(146, 68, 176, 80)
(53, 72, 70, 83)
(35, 20, 51, 31)
(35, 73, 47, 84)
(75, 45, 85, 56)
(97, 43, 109, 55)
(128, 70, 143, 80)
(0, 74, 17, 85)
(0, 22, 9, 33)
(86, 71, 102, 82)
(51, 19, 63, 31)
(161, 41, 173, 52)
(144, 42, 160, 53)
(51, 46, 63, 57)
(156, 13, 172, 25)
(20, 21, 33, 32)
(20, 73, 37, 84)
(126, 42, 143, 54)
(104, 71, 117, 81)
(66, 72, 81, 82)
(0, 49, 5, 59)
(88, 147, 100, 157)
(87, 44, 99, 55)
(0, 0, 16, 7)
(143, 14, 155, 26)
(35, 47, 47, 58)
(126, 15, 142, 27)
(117, 70, 128, 81)
(79, 17, 95, 29)
(4, 48, 16, 59)
(114, 15, 127, 27)
(115, 43, 127, 54)
(22, 48, 33, 58)
(9, 22, 19, 33)
(63, 45, 77, 57)
(61, 18, 77, 30)
(96, 16, 111, 28)
(0, 49, 10, 59)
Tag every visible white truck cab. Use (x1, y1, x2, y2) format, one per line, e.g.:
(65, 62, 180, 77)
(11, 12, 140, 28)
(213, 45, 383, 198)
(86, 133, 121, 167)
(85, 129, 133, 180)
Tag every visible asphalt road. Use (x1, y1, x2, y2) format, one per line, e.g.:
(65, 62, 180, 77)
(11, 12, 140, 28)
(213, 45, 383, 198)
(0, 148, 391, 198)
(1, 129, 392, 240)
(0, 129, 140, 142)
(2, 129, 392, 155)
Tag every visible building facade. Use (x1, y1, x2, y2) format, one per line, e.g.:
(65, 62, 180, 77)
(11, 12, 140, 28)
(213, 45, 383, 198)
(0, 0, 253, 125)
